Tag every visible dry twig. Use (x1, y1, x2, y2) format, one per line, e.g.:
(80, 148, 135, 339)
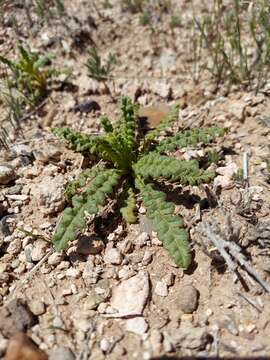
(202, 220, 270, 293)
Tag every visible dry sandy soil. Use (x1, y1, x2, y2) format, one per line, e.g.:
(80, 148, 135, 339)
(0, 1, 270, 359)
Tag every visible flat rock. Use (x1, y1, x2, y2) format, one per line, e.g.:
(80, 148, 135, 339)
(0, 299, 37, 338)
(5, 332, 48, 360)
(110, 271, 149, 316)
(126, 317, 148, 335)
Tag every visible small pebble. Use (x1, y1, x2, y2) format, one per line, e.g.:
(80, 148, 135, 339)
(28, 300, 46, 316)
(48, 252, 63, 266)
(66, 268, 81, 278)
(154, 281, 168, 297)
(31, 240, 48, 262)
(126, 317, 148, 335)
(53, 317, 64, 328)
(177, 285, 199, 314)
(104, 247, 122, 265)
(100, 338, 111, 353)
(139, 206, 146, 214)
(142, 249, 153, 265)
(6, 238, 22, 255)
(136, 232, 149, 247)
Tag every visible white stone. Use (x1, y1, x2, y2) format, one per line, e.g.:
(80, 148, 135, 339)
(6, 238, 22, 255)
(126, 317, 148, 335)
(163, 272, 175, 287)
(49, 346, 75, 360)
(151, 236, 162, 246)
(139, 206, 146, 214)
(104, 247, 122, 265)
(111, 271, 149, 316)
(66, 267, 81, 278)
(28, 300, 46, 315)
(107, 233, 115, 241)
(118, 267, 136, 279)
(142, 250, 153, 265)
(71, 284, 77, 294)
(154, 281, 168, 297)
(100, 338, 111, 353)
(48, 252, 63, 266)
(74, 317, 92, 332)
(53, 316, 64, 328)
(216, 162, 238, 178)
(31, 175, 65, 215)
(136, 232, 149, 247)
(214, 175, 233, 189)
(31, 240, 48, 262)
(228, 99, 246, 121)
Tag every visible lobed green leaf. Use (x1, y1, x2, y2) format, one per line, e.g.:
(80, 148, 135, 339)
(156, 126, 227, 153)
(53, 169, 123, 251)
(65, 164, 105, 201)
(141, 106, 179, 151)
(120, 187, 137, 224)
(53, 127, 100, 154)
(136, 178, 191, 268)
(134, 152, 215, 185)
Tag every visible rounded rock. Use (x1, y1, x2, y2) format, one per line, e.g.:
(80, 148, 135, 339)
(6, 238, 22, 255)
(28, 300, 46, 316)
(48, 252, 63, 266)
(177, 285, 199, 314)
(104, 247, 122, 265)
(31, 240, 49, 262)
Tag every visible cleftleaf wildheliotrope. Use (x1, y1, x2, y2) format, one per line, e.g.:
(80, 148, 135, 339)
(52, 97, 227, 268)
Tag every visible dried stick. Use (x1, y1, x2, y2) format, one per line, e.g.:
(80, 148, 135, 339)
(203, 221, 270, 293)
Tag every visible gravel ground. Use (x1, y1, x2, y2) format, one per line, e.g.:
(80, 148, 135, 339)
(0, 1, 270, 359)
